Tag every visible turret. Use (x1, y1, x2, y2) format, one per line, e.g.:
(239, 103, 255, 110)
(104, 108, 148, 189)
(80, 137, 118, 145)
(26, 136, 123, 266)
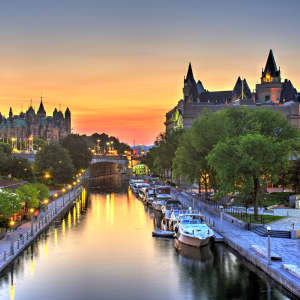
(183, 63, 198, 103)
(37, 97, 46, 118)
(261, 49, 281, 83)
(64, 107, 71, 134)
(9, 107, 13, 120)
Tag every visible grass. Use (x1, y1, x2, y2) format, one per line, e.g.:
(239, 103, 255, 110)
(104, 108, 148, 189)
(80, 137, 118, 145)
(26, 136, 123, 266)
(232, 192, 294, 207)
(228, 213, 285, 224)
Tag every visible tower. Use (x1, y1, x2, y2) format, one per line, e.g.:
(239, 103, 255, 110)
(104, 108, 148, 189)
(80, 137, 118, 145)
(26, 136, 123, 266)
(256, 50, 282, 103)
(64, 107, 71, 134)
(37, 97, 46, 118)
(183, 63, 198, 103)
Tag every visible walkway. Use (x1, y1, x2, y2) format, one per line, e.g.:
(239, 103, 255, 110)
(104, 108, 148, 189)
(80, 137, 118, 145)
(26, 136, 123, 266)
(173, 190, 300, 297)
(0, 187, 82, 272)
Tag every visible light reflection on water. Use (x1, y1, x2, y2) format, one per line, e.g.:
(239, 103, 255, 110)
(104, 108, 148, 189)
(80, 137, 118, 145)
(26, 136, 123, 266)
(0, 179, 295, 300)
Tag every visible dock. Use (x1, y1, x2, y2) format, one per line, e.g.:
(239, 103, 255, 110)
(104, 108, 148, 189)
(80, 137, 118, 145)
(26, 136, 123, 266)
(152, 230, 174, 238)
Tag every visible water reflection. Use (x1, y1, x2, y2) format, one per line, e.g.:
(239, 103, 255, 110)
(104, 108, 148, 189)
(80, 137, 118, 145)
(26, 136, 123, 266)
(0, 180, 295, 300)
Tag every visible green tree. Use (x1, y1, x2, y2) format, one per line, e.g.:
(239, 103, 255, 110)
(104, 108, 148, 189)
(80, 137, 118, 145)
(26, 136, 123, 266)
(34, 143, 75, 184)
(288, 158, 300, 193)
(33, 183, 50, 201)
(0, 142, 12, 155)
(8, 157, 34, 181)
(0, 189, 23, 224)
(208, 134, 292, 217)
(61, 134, 92, 171)
(16, 184, 40, 213)
(33, 138, 48, 151)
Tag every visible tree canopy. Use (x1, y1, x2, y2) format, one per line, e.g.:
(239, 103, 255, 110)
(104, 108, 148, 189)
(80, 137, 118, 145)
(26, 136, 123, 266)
(61, 134, 92, 171)
(34, 143, 75, 184)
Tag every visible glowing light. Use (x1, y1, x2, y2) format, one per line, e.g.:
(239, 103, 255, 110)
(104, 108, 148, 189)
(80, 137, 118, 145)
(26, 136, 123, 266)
(43, 172, 51, 179)
(10, 284, 14, 300)
(43, 199, 49, 205)
(68, 184, 72, 189)
(62, 219, 66, 237)
(61, 188, 66, 193)
(9, 220, 15, 227)
(54, 228, 58, 246)
(54, 193, 58, 198)
(29, 208, 34, 214)
(30, 258, 34, 276)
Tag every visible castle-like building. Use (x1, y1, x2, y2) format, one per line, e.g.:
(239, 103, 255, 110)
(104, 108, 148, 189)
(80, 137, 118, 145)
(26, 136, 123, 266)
(0, 98, 71, 142)
(166, 50, 300, 131)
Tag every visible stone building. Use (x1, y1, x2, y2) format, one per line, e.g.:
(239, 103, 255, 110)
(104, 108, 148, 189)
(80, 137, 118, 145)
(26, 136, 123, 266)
(166, 50, 300, 131)
(0, 98, 71, 143)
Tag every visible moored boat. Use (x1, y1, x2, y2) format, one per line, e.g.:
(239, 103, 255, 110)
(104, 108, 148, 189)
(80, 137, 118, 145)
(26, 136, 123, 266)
(174, 214, 214, 248)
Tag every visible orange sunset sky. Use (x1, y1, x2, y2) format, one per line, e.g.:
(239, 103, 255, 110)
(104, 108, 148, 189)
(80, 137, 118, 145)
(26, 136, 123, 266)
(0, 1, 300, 145)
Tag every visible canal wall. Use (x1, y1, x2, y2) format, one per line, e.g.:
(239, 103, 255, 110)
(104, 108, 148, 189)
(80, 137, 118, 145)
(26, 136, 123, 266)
(175, 190, 300, 298)
(0, 186, 83, 273)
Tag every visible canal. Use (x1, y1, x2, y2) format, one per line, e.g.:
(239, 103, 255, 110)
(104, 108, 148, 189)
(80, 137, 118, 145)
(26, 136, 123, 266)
(0, 176, 296, 300)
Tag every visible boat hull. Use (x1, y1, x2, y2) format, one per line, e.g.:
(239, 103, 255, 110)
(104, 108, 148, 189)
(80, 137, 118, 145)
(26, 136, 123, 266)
(177, 233, 210, 248)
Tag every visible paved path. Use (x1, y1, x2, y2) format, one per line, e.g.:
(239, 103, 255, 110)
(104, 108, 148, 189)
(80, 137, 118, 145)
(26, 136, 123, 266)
(172, 189, 300, 297)
(0, 187, 80, 271)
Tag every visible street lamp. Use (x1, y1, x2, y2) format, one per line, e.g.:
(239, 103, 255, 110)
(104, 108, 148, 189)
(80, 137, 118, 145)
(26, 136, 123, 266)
(9, 220, 15, 256)
(54, 193, 58, 213)
(61, 188, 66, 206)
(29, 208, 34, 236)
(267, 226, 271, 265)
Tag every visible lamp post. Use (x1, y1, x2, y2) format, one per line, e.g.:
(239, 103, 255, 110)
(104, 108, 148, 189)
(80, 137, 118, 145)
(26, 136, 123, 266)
(220, 205, 224, 226)
(267, 226, 271, 265)
(29, 208, 34, 236)
(9, 220, 15, 256)
(97, 139, 100, 154)
(61, 188, 66, 207)
(54, 193, 58, 213)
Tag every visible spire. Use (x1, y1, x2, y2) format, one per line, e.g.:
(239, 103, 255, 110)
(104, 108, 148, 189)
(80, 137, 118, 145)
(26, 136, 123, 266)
(65, 107, 71, 118)
(186, 62, 195, 82)
(9, 107, 13, 119)
(263, 49, 279, 77)
(37, 97, 46, 117)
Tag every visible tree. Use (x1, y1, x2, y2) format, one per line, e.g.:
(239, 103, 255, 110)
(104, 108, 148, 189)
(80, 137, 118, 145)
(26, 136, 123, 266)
(61, 134, 92, 171)
(34, 143, 75, 184)
(208, 134, 293, 217)
(0, 189, 23, 225)
(0, 142, 12, 155)
(33, 183, 50, 201)
(288, 158, 300, 193)
(16, 184, 40, 213)
(33, 138, 48, 151)
(7, 157, 34, 181)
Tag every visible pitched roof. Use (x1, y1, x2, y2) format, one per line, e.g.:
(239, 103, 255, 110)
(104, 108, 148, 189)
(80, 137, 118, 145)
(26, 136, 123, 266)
(280, 79, 298, 103)
(185, 62, 196, 83)
(199, 91, 232, 104)
(263, 49, 280, 77)
(37, 100, 46, 115)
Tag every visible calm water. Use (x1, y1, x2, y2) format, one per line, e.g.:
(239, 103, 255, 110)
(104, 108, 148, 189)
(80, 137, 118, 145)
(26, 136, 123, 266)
(0, 176, 295, 300)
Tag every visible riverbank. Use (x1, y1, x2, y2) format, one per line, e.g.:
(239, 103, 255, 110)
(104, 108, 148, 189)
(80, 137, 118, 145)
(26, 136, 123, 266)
(0, 185, 84, 273)
(173, 190, 300, 298)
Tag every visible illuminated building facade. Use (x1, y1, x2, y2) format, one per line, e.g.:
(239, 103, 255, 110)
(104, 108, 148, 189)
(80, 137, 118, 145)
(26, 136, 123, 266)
(166, 50, 300, 131)
(0, 98, 71, 143)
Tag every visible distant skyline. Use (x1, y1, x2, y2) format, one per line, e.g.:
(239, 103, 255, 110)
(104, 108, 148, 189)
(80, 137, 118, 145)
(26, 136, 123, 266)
(1, 0, 300, 145)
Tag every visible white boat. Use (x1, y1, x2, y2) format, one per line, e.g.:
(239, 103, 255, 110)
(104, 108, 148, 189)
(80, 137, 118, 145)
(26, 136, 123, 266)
(174, 214, 214, 248)
(161, 199, 183, 216)
(152, 194, 172, 212)
(145, 188, 155, 205)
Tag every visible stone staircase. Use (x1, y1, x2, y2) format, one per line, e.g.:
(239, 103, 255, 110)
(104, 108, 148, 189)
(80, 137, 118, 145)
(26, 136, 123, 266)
(252, 226, 291, 239)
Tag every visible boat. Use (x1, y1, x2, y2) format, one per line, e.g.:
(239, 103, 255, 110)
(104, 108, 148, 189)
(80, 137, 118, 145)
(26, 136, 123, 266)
(145, 188, 155, 205)
(174, 213, 214, 248)
(161, 199, 183, 216)
(152, 194, 172, 212)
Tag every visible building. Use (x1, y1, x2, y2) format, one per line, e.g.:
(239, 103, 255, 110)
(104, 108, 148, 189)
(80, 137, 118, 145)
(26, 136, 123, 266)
(0, 98, 71, 144)
(166, 50, 300, 131)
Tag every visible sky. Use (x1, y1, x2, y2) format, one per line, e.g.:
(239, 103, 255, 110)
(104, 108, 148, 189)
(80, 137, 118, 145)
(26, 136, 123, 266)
(0, 0, 300, 145)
